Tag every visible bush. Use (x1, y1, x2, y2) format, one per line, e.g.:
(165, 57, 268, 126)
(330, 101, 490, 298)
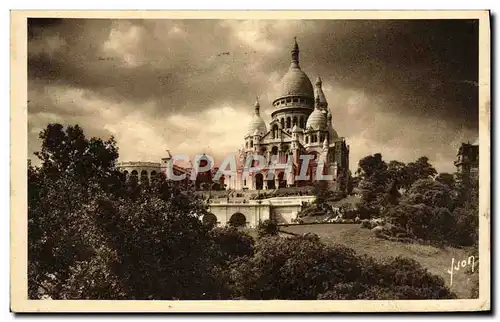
(228, 235, 455, 300)
(257, 220, 279, 238)
(209, 227, 255, 263)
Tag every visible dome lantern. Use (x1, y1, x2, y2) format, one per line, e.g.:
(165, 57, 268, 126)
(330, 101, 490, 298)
(291, 36, 300, 67)
(272, 38, 314, 110)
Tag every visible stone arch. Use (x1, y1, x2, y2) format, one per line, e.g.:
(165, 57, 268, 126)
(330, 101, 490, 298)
(293, 116, 298, 126)
(130, 170, 139, 184)
(255, 173, 264, 190)
(229, 212, 247, 227)
(202, 213, 218, 228)
(140, 170, 149, 184)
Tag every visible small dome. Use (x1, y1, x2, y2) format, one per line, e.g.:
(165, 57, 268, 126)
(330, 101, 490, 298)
(247, 98, 267, 136)
(306, 108, 328, 131)
(248, 116, 267, 136)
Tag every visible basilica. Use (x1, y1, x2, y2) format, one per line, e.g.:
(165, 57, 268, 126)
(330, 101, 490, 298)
(225, 38, 350, 192)
(117, 38, 350, 193)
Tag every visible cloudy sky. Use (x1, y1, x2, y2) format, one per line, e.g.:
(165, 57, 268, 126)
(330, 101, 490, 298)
(28, 18, 479, 173)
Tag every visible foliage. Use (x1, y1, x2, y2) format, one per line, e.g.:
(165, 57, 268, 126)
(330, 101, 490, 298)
(28, 123, 466, 300)
(28, 124, 226, 300)
(387, 177, 477, 246)
(435, 172, 456, 189)
(228, 236, 455, 300)
(209, 227, 255, 263)
(389, 179, 456, 243)
(404, 157, 437, 189)
(257, 219, 279, 238)
(451, 178, 479, 246)
(356, 153, 389, 217)
(311, 181, 329, 205)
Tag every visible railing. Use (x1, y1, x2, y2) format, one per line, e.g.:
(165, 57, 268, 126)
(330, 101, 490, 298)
(207, 196, 314, 206)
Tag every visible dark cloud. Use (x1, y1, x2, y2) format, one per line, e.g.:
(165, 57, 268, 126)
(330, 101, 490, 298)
(27, 19, 480, 172)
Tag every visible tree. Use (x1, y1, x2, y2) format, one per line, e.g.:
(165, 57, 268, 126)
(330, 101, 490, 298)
(28, 123, 125, 299)
(28, 124, 229, 300)
(435, 172, 456, 189)
(380, 179, 402, 208)
(451, 177, 479, 246)
(390, 179, 456, 243)
(356, 153, 389, 217)
(346, 170, 355, 195)
(311, 181, 330, 205)
(387, 160, 407, 189)
(404, 157, 437, 189)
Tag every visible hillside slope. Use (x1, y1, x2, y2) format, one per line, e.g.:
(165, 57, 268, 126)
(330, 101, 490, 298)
(280, 224, 478, 299)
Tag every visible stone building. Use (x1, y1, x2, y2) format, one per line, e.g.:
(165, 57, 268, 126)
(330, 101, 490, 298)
(118, 38, 350, 193)
(454, 142, 479, 181)
(225, 38, 349, 192)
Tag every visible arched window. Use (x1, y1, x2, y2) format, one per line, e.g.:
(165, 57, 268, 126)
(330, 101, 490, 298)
(305, 136, 309, 144)
(293, 116, 298, 126)
(293, 98, 298, 103)
(250, 141, 254, 148)
(300, 117, 305, 128)
(272, 124, 279, 138)
(320, 134, 324, 142)
(286, 117, 291, 128)
(150, 170, 157, 181)
(245, 141, 248, 148)
(271, 146, 279, 155)
(280, 118, 285, 129)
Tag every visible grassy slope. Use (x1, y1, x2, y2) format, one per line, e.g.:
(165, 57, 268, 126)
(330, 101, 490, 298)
(280, 224, 477, 299)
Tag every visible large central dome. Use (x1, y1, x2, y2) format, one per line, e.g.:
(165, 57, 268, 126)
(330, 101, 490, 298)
(273, 38, 314, 105)
(279, 66, 314, 98)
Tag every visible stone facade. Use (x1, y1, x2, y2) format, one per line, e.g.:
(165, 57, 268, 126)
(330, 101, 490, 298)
(117, 161, 161, 183)
(454, 142, 479, 181)
(226, 38, 350, 192)
(117, 39, 350, 194)
(207, 195, 316, 227)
